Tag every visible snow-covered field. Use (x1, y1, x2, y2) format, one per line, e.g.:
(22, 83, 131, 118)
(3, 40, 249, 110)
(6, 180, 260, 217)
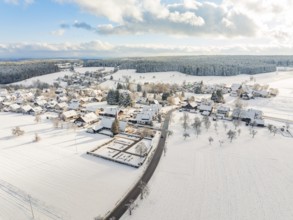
(0, 113, 145, 220)
(11, 67, 113, 87)
(122, 111, 293, 220)
(11, 70, 73, 86)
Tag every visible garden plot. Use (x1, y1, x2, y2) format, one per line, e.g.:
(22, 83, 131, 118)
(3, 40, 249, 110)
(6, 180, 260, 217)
(89, 135, 154, 168)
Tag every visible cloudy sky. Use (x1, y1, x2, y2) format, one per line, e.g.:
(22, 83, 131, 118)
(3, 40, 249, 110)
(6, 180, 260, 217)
(0, 0, 293, 58)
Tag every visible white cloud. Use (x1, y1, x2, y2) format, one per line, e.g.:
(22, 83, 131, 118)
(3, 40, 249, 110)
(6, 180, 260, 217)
(55, 0, 143, 23)
(51, 29, 65, 36)
(1, 40, 293, 58)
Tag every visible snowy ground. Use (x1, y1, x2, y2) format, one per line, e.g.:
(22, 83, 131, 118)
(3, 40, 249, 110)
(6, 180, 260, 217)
(11, 70, 73, 87)
(0, 113, 146, 220)
(122, 111, 293, 220)
(11, 67, 113, 87)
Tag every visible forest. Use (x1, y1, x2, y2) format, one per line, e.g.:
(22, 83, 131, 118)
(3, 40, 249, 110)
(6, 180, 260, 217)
(84, 55, 293, 76)
(0, 61, 59, 84)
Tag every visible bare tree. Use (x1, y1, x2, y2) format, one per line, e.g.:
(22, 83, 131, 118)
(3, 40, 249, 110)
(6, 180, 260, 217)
(233, 120, 240, 130)
(52, 118, 60, 128)
(214, 121, 218, 132)
(125, 199, 137, 216)
(181, 112, 190, 132)
(12, 126, 24, 136)
(219, 140, 224, 147)
(237, 128, 241, 136)
(222, 121, 228, 131)
(34, 133, 41, 142)
(136, 142, 148, 157)
(272, 126, 278, 136)
(208, 137, 214, 145)
(192, 117, 202, 138)
(268, 124, 274, 134)
(251, 129, 257, 138)
(138, 181, 150, 200)
(202, 116, 211, 130)
(227, 130, 236, 143)
(34, 114, 41, 123)
(183, 132, 190, 140)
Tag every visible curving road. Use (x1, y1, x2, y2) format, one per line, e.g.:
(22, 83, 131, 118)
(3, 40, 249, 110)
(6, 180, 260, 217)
(105, 109, 174, 220)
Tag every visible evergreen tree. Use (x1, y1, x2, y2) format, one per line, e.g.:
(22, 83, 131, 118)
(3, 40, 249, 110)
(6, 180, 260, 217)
(137, 84, 142, 92)
(107, 89, 118, 105)
(117, 83, 123, 90)
(143, 90, 147, 98)
(162, 92, 170, 101)
(111, 118, 120, 135)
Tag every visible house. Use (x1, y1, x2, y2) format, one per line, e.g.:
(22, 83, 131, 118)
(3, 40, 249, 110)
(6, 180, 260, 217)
(232, 108, 263, 122)
(61, 110, 79, 121)
(87, 117, 127, 134)
(182, 102, 197, 111)
(35, 99, 47, 107)
(135, 112, 153, 125)
(250, 118, 265, 127)
(55, 88, 66, 95)
(74, 112, 99, 127)
(253, 90, 270, 98)
(21, 105, 33, 114)
(68, 99, 80, 110)
(230, 83, 241, 97)
(0, 89, 8, 97)
(216, 106, 230, 117)
(46, 100, 58, 109)
(9, 103, 21, 112)
(241, 92, 253, 100)
(55, 102, 68, 111)
(99, 107, 123, 118)
(198, 104, 213, 115)
(31, 106, 43, 115)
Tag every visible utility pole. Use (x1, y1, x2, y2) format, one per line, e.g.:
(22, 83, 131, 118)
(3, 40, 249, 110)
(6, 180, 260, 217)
(28, 195, 35, 219)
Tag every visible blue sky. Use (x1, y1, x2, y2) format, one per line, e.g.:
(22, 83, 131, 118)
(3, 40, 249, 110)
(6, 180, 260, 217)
(0, 0, 292, 58)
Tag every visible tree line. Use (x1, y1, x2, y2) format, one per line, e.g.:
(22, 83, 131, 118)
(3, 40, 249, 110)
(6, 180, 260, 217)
(0, 61, 59, 84)
(83, 55, 293, 76)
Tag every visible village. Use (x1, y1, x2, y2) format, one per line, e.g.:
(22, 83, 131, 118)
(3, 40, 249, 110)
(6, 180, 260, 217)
(0, 66, 285, 169)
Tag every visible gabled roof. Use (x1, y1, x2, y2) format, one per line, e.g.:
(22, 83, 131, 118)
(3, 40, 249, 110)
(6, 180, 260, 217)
(81, 112, 98, 123)
(21, 105, 32, 112)
(198, 104, 213, 111)
(10, 103, 21, 110)
(62, 110, 78, 118)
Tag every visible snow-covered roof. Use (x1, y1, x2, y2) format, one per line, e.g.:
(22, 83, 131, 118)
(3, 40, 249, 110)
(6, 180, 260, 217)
(21, 105, 32, 112)
(198, 104, 213, 111)
(56, 102, 68, 109)
(81, 112, 98, 123)
(103, 107, 120, 116)
(32, 106, 43, 113)
(68, 100, 80, 110)
(10, 103, 20, 110)
(62, 110, 78, 118)
(231, 83, 241, 91)
(136, 113, 152, 121)
(35, 99, 47, 106)
(101, 117, 115, 129)
(217, 106, 230, 112)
